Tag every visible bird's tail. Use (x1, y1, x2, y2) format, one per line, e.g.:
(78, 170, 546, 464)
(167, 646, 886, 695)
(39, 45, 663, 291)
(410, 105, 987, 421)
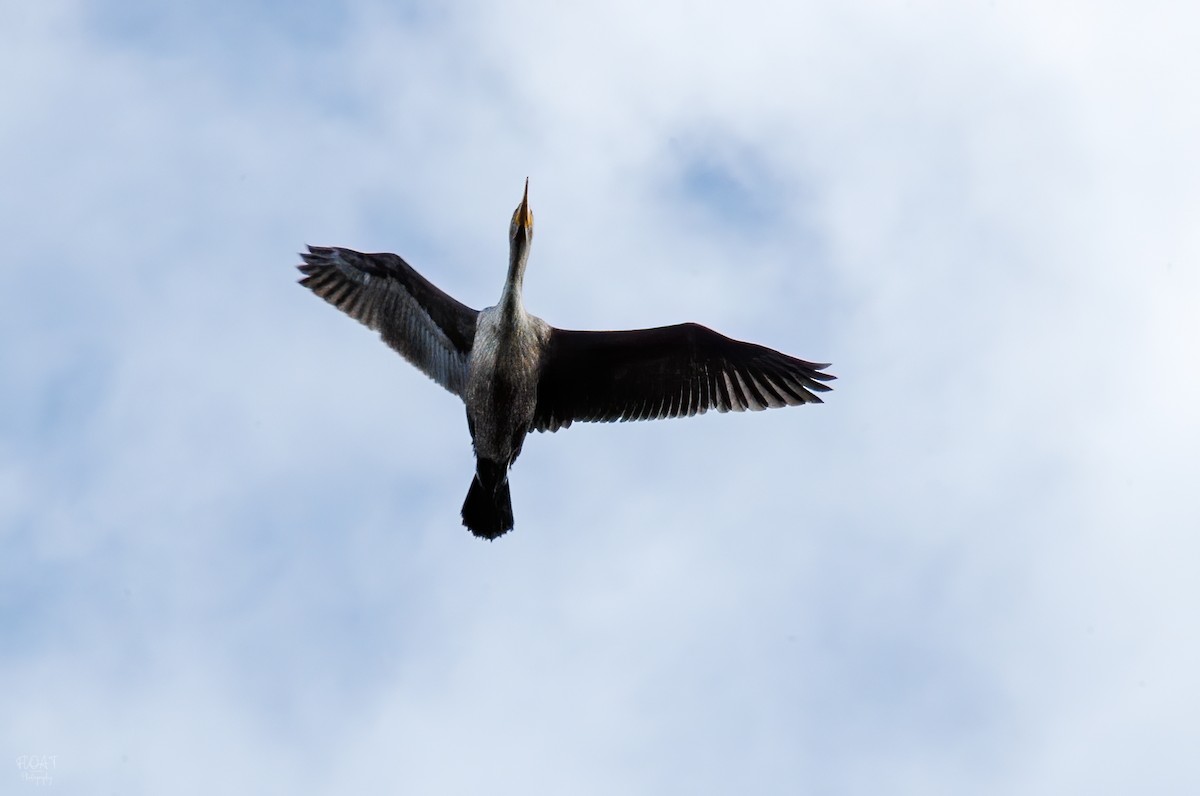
(461, 459, 514, 540)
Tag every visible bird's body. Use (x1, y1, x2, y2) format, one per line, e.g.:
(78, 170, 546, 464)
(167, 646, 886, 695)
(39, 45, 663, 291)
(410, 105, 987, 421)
(465, 305, 546, 463)
(460, 298, 549, 535)
(299, 180, 833, 539)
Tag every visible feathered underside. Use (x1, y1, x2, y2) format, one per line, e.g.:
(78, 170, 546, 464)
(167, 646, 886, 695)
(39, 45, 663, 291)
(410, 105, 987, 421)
(532, 322, 834, 432)
(297, 246, 479, 397)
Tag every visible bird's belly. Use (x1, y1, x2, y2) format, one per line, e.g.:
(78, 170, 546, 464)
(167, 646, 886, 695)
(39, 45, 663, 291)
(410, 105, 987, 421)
(465, 309, 547, 463)
(465, 366, 537, 462)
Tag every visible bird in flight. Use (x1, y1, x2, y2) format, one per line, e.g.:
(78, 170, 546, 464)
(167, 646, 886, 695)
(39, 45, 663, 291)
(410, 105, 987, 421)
(298, 180, 834, 539)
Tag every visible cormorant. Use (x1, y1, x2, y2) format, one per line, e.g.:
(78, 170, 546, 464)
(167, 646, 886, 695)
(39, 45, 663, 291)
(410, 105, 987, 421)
(298, 180, 833, 539)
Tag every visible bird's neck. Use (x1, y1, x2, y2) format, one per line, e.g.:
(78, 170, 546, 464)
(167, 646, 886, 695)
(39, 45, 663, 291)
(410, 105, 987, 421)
(499, 247, 529, 320)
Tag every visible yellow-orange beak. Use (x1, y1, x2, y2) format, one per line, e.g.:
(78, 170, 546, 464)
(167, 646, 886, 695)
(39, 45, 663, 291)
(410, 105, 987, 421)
(515, 177, 533, 232)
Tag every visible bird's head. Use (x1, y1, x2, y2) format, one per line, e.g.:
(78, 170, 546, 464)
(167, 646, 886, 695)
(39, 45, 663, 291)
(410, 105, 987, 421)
(509, 178, 534, 247)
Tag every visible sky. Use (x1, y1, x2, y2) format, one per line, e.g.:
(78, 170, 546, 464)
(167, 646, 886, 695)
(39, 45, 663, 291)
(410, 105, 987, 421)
(2, 0, 1199, 792)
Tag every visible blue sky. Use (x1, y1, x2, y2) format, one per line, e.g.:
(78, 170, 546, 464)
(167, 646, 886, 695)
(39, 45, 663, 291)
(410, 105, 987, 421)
(3, 0, 1199, 793)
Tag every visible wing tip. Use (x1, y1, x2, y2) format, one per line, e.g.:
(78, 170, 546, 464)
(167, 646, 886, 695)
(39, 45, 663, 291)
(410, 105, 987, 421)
(299, 244, 335, 264)
(297, 246, 346, 285)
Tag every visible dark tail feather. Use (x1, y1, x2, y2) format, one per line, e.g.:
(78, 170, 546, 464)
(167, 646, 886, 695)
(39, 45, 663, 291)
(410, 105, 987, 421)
(461, 459, 514, 540)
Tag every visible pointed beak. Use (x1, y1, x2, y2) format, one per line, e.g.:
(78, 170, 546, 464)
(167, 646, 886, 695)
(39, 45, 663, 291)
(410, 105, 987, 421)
(516, 178, 532, 233)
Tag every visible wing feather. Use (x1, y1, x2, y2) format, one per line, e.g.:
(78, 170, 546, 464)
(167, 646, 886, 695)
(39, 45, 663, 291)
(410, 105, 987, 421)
(532, 322, 833, 432)
(298, 246, 478, 397)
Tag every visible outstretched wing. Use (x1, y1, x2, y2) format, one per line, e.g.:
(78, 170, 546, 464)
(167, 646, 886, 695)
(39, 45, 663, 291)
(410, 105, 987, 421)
(298, 246, 479, 397)
(532, 323, 834, 432)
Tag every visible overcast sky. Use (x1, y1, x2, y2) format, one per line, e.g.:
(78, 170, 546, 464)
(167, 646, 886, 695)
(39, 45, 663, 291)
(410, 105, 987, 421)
(3, 0, 1198, 793)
